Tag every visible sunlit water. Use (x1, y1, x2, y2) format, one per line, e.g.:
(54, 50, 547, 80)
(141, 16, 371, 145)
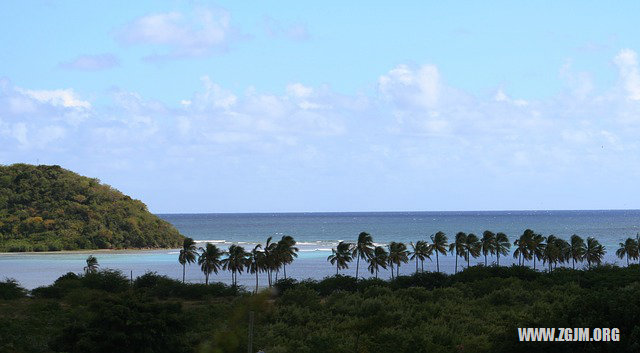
(1, 210, 639, 289)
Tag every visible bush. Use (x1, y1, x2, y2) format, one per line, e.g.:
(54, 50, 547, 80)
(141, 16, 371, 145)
(0, 278, 27, 299)
(134, 272, 242, 299)
(50, 294, 189, 353)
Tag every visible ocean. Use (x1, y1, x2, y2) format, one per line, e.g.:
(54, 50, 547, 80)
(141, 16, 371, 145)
(1, 210, 639, 289)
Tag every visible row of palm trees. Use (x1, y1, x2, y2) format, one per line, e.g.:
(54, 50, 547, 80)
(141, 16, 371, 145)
(330, 230, 640, 278)
(177, 230, 640, 286)
(178, 235, 299, 291)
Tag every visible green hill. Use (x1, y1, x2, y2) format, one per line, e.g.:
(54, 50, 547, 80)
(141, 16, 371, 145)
(0, 164, 184, 252)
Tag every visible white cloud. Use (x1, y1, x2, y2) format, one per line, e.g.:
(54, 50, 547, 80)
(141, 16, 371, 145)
(117, 8, 234, 58)
(16, 88, 91, 109)
(614, 49, 640, 100)
(194, 76, 237, 110)
(378, 64, 440, 109)
(286, 83, 313, 98)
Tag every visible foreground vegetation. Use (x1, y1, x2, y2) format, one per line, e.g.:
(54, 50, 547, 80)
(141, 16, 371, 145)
(1, 265, 639, 352)
(0, 164, 184, 251)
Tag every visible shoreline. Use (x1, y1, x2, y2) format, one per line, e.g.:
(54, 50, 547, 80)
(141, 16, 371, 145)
(0, 247, 179, 255)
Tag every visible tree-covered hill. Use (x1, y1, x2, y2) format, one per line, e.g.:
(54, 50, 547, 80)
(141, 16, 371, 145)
(0, 164, 184, 252)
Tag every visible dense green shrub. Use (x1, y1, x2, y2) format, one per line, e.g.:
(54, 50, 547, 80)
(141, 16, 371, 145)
(0, 278, 27, 299)
(49, 294, 189, 353)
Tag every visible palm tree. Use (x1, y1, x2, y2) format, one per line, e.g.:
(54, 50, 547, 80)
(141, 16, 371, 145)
(494, 232, 510, 266)
(247, 244, 265, 293)
(569, 234, 586, 269)
(449, 232, 467, 274)
(84, 255, 99, 274)
(463, 233, 480, 268)
(584, 237, 606, 269)
(387, 242, 409, 278)
(480, 231, 496, 266)
(430, 231, 448, 273)
(197, 243, 224, 285)
(368, 246, 388, 279)
(223, 244, 249, 286)
(352, 232, 374, 280)
(513, 229, 534, 266)
(178, 237, 198, 283)
(263, 236, 278, 287)
(542, 235, 560, 272)
(276, 235, 298, 279)
(529, 233, 546, 270)
(327, 241, 353, 275)
(616, 237, 639, 266)
(409, 240, 430, 273)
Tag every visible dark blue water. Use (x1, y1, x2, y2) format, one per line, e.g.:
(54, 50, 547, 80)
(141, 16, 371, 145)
(2, 210, 639, 289)
(158, 210, 640, 250)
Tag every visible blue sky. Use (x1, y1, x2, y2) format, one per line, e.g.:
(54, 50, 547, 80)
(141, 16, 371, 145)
(1, 1, 640, 212)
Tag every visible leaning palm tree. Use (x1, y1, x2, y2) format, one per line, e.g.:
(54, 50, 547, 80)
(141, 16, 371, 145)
(197, 243, 224, 285)
(387, 242, 409, 278)
(178, 237, 198, 283)
(276, 235, 298, 279)
(84, 255, 99, 274)
(352, 232, 375, 280)
(584, 237, 606, 269)
(409, 241, 430, 274)
(616, 237, 639, 266)
(223, 244, 249, 286)
(513, 229, 534, 266)
(494, 232, 510, 266)
(327, 241, 353, 275)
(449, 232, 467, 274)
(430, 231, 448, 273)
(368, 246, 388, 279)
(247, 244, 265, 293)
(480, 231, 496, 266)
(463, 233, 481, 268)
(529, 233, 546, 270)
(569, 234, 586, 269)
(263, 236, 279, 287)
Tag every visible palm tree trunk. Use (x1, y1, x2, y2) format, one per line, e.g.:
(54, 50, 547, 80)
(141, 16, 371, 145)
(533, 256, 536, 270)
(336, 262, 339, 276)
(390, 265, 394, 279)
(627, 255, 629, 266)
(421, 259, 424, 273)
(497, 252, 500, 266)
(397, 264, 400, 276)
(454, 250, 458, 274)
(416, 258, 418, 274)
(484, 253, 487, 266)
(436, 251, 439, 273)
(206, 273, 209, 285)
(572, 257, 575, 270)
(255, 271, 259, 293)
(355, 255, 360, 280)
(375, 267, 378, 279)
(182, 263, 186, 283)
(283, 263, 287, 279)
(467, 250, 470, 268)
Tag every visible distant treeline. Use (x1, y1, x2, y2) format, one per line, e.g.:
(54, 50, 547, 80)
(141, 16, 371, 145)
(0, 164, 184, 252)
(1, 264, 639, 352)
(177, 230, 639, 291)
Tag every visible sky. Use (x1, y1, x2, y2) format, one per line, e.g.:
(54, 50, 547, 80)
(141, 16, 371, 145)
(1, 1, 640, 213)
